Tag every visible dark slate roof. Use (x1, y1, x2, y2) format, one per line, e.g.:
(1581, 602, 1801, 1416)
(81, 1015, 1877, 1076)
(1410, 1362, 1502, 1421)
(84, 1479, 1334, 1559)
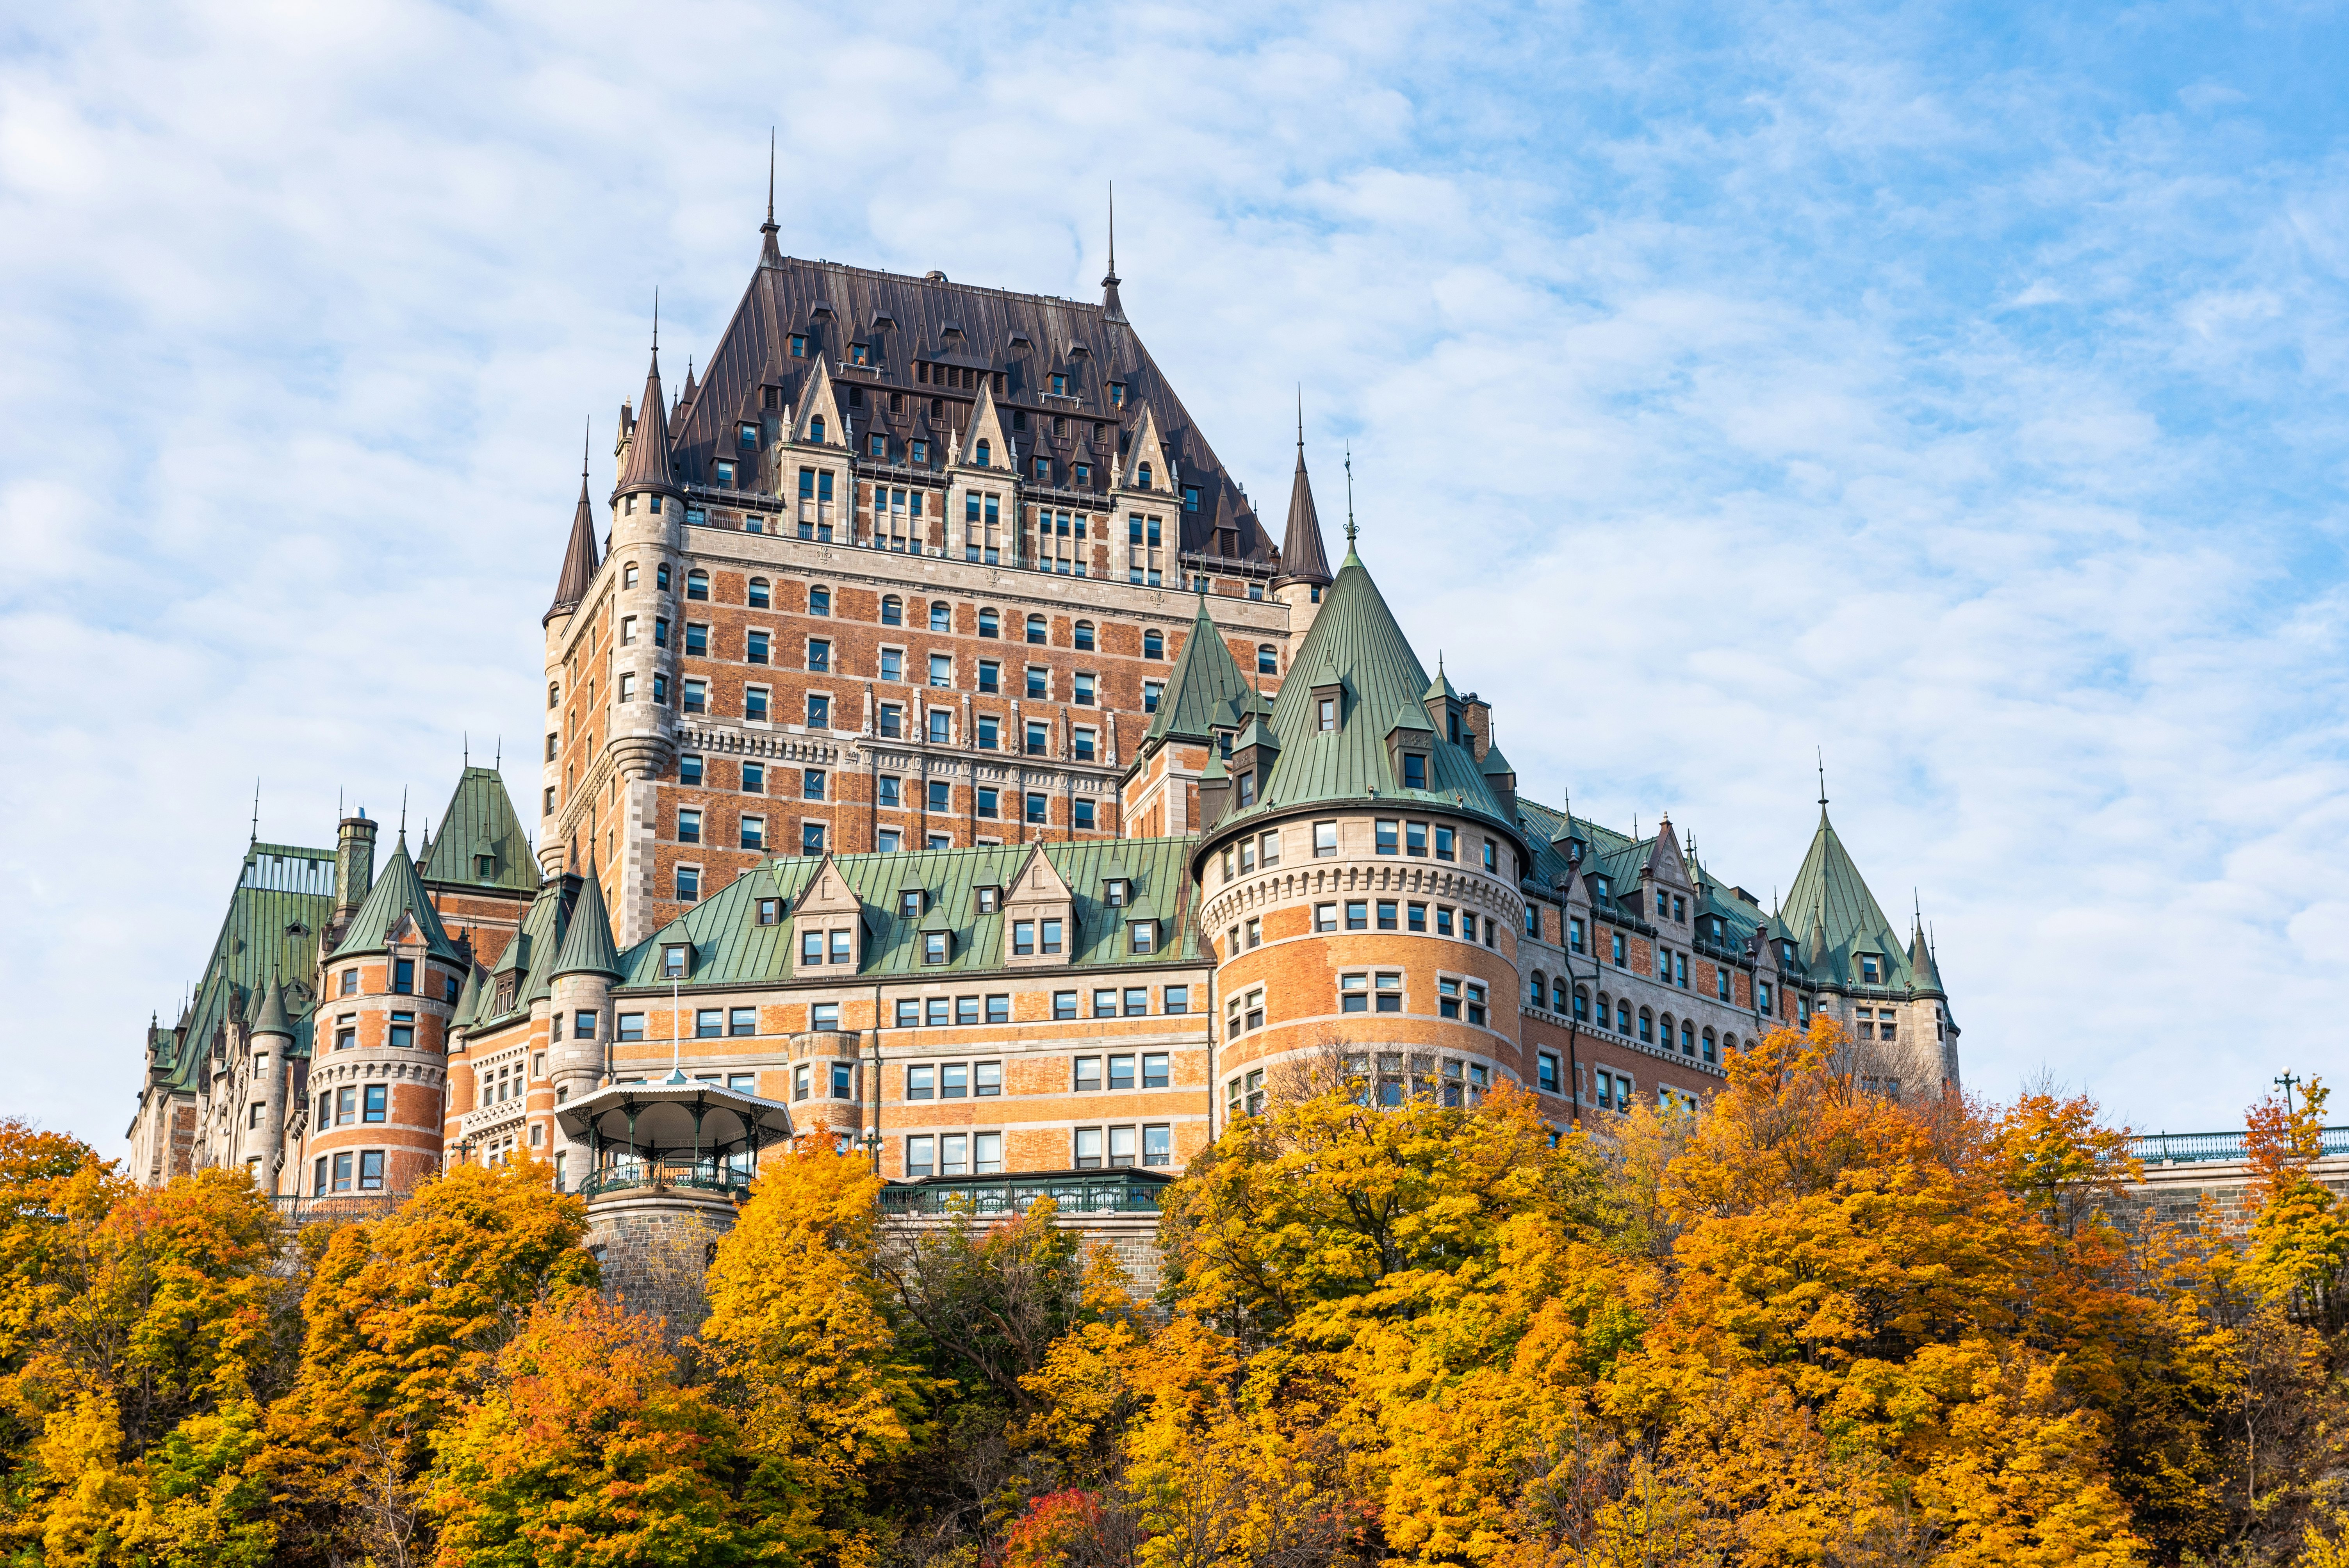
(1141, 595, 1261, 748)
(1274, 433, 1332, 587)
(150, 842, 335, 1094)
(667, 241, 1270, 564)
(546, 461, 601, 624)
(614, 349, 678, 498)
(1209, 546, 1522, 849)
(326, 836, 462, 962)
(615, 837, 1206, 990)
(422, 767, 540, 895)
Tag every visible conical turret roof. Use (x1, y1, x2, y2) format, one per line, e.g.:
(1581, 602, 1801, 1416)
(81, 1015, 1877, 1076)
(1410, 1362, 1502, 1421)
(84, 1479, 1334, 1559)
(327, 836, 462, 962)
(1142, 596, 1256, 748)
(1274, 424, 1331, 588)
(547, 470, 601, 620)
(1783, 805, 1908, 987)
(250, 970, 294, 1038)
(1207, 546, 1522, 850)
(550, 874, 624, 980)
(613, 346, 678, 497)
(1909, 917, 1945, 995)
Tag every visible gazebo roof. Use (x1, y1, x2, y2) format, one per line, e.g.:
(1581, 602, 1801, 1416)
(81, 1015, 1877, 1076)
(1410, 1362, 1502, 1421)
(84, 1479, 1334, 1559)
(556, 1073, 793, 1155)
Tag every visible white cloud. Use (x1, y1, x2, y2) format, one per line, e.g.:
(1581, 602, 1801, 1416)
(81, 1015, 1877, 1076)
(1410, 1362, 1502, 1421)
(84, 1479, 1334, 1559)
(6, 0, 2349, 1151)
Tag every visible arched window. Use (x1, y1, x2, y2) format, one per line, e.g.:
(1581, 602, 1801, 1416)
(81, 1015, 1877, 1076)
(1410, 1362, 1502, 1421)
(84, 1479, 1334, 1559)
(1616, 1000, 1631, 1034)
(686, 569, 709, 602)
(808, 585, 830, 616)
(748, 577, 771, 609)
(1595, 992, 1610, 1028)
(1528, 972, 1545, 1007)
(1137, 462, 1152, 487)
(810, 416, 826, 443)
(1702, 1027, 1717, 1063)
(1553, 978, 1568, 1012)
(1143, 629, 1163, 659)
(1681, 1021, 1695, 1055)
(881, 595, 903, 626)
(1025, 614, 1047, 645)
(929, 601, 952, 633)
(1073, 620, 1095, 651)
(1640, 1009, 1655, 1044)
(978, 608, 999, 638)
(1718, 1034, 1734, 1060)
(622, 563, 638, 589)
(547, 681, 560, 709)
(975, 438, 991, 467)
(1571, 985, 1587, 1021)
(1256, 645, 1277, 675)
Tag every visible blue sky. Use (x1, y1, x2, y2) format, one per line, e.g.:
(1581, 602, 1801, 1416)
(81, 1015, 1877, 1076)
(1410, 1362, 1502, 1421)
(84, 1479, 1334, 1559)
(6, 0, 2348, 1147)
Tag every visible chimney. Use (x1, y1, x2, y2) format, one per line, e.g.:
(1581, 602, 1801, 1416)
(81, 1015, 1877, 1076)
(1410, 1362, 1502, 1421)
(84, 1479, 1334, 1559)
(335, 812, 378, 927)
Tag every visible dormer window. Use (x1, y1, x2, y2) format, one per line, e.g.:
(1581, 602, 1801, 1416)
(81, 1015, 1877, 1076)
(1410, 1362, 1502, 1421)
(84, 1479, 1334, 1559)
(1401, 753, 1427, 789)
(1861, 954, 1882, 984)
(1051, 373, 1069, 396)
(1109, 382, 1125, 406)
(899, 890, 923, 919)
(975, 439, 991, 468)
(851, 342, 872, 365)
(1128, 920, 1156, 955)
(1104, 879, 1130, 907)
(975, 886, 1000, 914)
(1318, 698, 1336, 731)
(810, 416, 826, 442)
(1137, 462, 1152, 488)
(661, 944, 689, 979)
(923, 932, 950, 964)
(1237, 772, 1256, 807)
(790, 334, 809, 358)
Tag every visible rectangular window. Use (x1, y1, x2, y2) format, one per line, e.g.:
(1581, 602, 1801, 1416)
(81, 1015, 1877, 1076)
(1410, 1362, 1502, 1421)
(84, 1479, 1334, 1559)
(358, 1151, 385, 1191)
(907, 1064, 934, 1100)
(741, 816, 766, 850)
(676, 866, 700, 901)
(683, 678, 708, 714)
(1435, 827, 1455, 861)
(811, 1002, 840, 1030)
(1074, 1128, 1103, 1169)
(1345, 900, 1369, 931)
(362, 1084, 387, 1123)
(1408, 902, 1427, 933)
(618, 1013, 645, 1041)
(905, 1135, 935, 1177)
(388, 1012, 414, 1050)
(393, 958, 414, 994)
(1436, 906, 1454, 937)
(1439, 978, 1461, 1019)
(807, 693, 829, 727)
(832, 1061, 855, 1098)
(896, 999, 920, 1028)
(1142, 681, 1163, 713)
(1108, 1125, 1137, 1168)
(974, 1062, 1002, 1097)
(1340, 973, 1368, 1013)
(828, 930, 851, 964)
(677, 808, 702, 844)
(1376, 820, 1399, 855)
(696, 1009, 722, 1038)
(1375, 971, 1403, 1012)
(577, 1010, 600, 1039)
(804, 822, 827, 855)
(1073, 672, 1095, 706)
(941, 1063, 969, 1099)
(729, 1008, 754, 1036)
(1314, 820, 1338, 857)
(1143, 1124, 1171, 1166)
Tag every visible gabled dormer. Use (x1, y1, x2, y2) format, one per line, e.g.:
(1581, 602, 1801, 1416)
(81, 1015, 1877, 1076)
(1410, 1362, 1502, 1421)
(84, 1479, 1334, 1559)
(1385, 704, 1436, 794)
(957, 378, 1011, 474)
(1117, 401, 1174, 496)
(1228, 715, 1280, 812)
(791, 355, 847, 449)
(1640, 816, 1694, 927)
(1001, 844, 1073, 968)
(1424, 665, 1465, 748)
(791, 854, 868, 973)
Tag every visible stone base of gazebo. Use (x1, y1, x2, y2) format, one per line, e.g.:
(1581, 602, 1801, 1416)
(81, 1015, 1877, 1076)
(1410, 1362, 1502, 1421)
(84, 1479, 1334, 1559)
(583, 1186, 739, 1342)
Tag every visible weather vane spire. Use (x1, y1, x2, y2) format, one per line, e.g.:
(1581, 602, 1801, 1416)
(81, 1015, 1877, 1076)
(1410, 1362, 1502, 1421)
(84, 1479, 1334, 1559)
(1106, 180, 1116, 278)
(250, 779, 260, 845)
(1816, 747, 1828, 809)
(1343, 444, 1357, 549)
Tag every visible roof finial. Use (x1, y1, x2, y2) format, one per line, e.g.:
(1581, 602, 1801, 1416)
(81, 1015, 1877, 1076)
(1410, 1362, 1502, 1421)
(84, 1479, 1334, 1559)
(1343, 444, 1358, 551)
(581, 415, 590, 480)
(1296, 384, 1304, 450)
(1817, 747, 1828, 809)
(250, 778, 260, 845)
(1106, 180, 1116, 279)
(651, 287, 659, 357)
(765, 127, 776, 228)
(399, 786, 408, 842)
(463, 731, 469, 767)
(494, 735, 501, 770)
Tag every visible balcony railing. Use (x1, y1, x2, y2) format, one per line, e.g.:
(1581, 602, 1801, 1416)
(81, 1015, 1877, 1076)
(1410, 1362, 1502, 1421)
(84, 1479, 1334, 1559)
(2129, 1127, 2349, 1166)
(878, 1170, 1172, 1218)
(271, 1193, 401, 1225)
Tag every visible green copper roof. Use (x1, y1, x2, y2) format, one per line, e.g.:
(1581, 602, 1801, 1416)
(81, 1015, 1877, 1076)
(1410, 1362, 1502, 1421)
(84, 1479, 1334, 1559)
(1141, 596, 1258, 748)
(327, 836, 462, 962)
(450, 961, 487, 1030)
(422, 767, 540, 894)
(1780, 807, 1913, 989)
(467, 877, 573, 1031)
(549, 875, 624, 980)
(1209, 549, 1520, 847)
(250, 971, 294, 1038)
(615, 837, 1206, 989)
(149, 841, 335, 1096)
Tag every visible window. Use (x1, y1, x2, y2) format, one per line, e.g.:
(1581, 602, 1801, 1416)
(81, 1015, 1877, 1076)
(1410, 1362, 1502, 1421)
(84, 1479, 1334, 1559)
(977, 659, 999, 693)
(1436, 827, 1455, 861)
(1311, 820, 1339, 858)
(1439, 978, 1463, 1019)
(877, 775, 901, 809)
(804, 821, 827, 855)
(977, 607, 1000, 638)
(880, 595, 904, 627)
(1612, 932, 1627, 968)
(1073, 727, 1096, 762)
(360, 1084, 387, 1123)
(1142, 680, 1163, 713)
(676, 866, 700, 900)
(677, 808, 702, 844)
(1073, 672, 1095, 706)
(1245, 917, 1262, 949)
(1344, 900, 1369, 931)
(693, 1008, 723, 1039)
(686, 569, 709, 601)
(806, 693, 828, 727)
(741, 816, 766, 850)
(358, 1151, 385, 1191)
(1142, 628, 1164, 660)
(930, 601, 952, 633)
(749, 577, 771, 609)
(1256, 644, 1277, 675)
(927, 653, 952, 689)
(1436, 906, 1455, 937)
(388, 1012, 415, 1049)
(685, 622, 709, 657)
(927, 709, 950, 743)
(682, 677, 707, 715)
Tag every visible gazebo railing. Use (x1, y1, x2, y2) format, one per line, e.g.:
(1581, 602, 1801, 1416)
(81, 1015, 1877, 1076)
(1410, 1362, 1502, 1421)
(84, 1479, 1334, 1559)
(580, 1156, 753, 1202)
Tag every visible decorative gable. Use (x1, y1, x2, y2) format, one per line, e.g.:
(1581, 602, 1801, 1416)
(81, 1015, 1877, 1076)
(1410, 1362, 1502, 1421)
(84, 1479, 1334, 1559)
(1119, 402, 1174, 494)
(793, 356, 846, 447)
(956, 378, 1012, 473)
(1002, 845, 1073, 968)
(792, 854, 867, 971)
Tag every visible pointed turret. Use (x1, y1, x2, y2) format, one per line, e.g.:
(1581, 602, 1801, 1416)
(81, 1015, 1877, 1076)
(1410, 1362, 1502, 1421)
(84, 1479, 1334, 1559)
(1101, 181, 1126, 324)
(1909, 916, 1945, 996)
(1273, 408, 1332, 589)
(250, 971, 293, 1040)
(327, 835, 463, 962)
(1142, 596, 1255, 748)
(549, 874, 624, 980)
(546, 425, 601, 624)
(612, 310, 679, 502)
(1782, 802, 1906, 989)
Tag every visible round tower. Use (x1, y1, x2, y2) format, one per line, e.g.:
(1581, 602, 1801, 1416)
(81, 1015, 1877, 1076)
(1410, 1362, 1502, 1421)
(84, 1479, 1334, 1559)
(544, 423, 604, 879)
(545, 872, 625, 1194)
(1191, 545, 1533, 1127)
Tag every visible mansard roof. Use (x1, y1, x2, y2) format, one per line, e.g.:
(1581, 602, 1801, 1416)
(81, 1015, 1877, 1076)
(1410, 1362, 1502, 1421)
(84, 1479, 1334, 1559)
(665, 243, 1269, 565)
(147, 841, 335, 1095)
(615, 837, 1205, 989)
(467, 875, 580, 1032)
(328, 836, 462, 963)
(421, 767, 539, 894)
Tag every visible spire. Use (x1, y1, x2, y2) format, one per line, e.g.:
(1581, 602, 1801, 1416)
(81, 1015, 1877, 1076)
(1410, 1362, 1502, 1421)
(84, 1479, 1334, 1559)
(549, 873, 624, 980)
(613, 295, 677, 498)
(1909, 902, 1945, 994)
(547, 416, 602, 623)
(1342, 443, 1359, 561)
(1142, 593, 1255, 747)
(1274, 388, 1332, 588)
(1101, 180, 1126, 323)
(760, 128, 783, 267)
(250, 970, 293, 1040)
